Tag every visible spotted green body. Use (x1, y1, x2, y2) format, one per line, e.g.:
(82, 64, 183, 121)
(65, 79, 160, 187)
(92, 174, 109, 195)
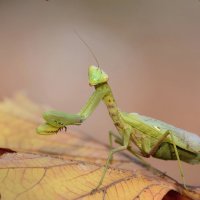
(37, 65, 200, 190)
(95, 83, 132, 137)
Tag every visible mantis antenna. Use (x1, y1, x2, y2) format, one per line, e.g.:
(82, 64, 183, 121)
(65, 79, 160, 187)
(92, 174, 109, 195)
(74, 30, 100, 68)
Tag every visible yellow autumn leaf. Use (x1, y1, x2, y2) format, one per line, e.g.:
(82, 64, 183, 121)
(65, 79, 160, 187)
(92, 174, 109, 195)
(0, 94, 199, 200)
(0, 152, 192, 200)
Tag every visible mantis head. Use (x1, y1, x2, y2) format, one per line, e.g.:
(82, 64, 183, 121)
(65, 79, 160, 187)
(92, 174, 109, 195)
(88, 65, 108, 86)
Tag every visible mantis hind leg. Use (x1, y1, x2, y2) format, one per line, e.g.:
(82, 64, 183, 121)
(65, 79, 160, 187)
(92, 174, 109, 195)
(168, 131, 186, 189)
(143, 130, 186, 189)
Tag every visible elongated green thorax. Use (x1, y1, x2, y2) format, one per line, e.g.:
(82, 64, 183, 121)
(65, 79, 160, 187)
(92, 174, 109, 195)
(95, 83, 128, 136)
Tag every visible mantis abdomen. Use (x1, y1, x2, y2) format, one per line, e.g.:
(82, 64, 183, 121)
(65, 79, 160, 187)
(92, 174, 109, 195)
(153, 142, 200, 164)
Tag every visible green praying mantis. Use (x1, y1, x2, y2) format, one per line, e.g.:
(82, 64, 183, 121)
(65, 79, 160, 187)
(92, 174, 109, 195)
(37, 65, 200, 191)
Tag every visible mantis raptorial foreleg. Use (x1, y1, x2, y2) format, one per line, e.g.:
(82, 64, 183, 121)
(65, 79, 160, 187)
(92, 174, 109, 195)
(37, 87, 110, 134)
(79, 89, 109, 119)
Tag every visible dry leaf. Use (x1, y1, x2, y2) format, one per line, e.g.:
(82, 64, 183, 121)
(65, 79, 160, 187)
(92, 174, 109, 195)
(0, 94, 199, 200)
(0, 153, 189, 200)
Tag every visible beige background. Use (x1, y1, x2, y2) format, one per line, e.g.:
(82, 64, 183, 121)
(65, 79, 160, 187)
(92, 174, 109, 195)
(0, 0, 200, 185)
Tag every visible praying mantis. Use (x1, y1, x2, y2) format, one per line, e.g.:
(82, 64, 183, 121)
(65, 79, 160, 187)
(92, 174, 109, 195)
(37, 65, 200, 191)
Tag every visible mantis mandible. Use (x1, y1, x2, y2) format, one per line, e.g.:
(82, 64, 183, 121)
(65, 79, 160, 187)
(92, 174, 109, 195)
(37, 66, 200, 190)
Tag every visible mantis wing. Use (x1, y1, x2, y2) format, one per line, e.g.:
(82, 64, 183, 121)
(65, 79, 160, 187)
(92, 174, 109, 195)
(124, 112, 200, 154)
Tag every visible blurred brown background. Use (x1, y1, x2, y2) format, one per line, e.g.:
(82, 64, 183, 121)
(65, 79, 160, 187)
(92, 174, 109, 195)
(0, 0, 199, 185)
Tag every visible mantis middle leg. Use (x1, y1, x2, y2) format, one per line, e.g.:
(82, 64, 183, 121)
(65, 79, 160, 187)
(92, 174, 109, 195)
(109, 131, 150, 165)
(109, 131, 173, 179)
(109, 131, 122, 163)
(109, 131, 122, 149)
(94, 132, 131, 190)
